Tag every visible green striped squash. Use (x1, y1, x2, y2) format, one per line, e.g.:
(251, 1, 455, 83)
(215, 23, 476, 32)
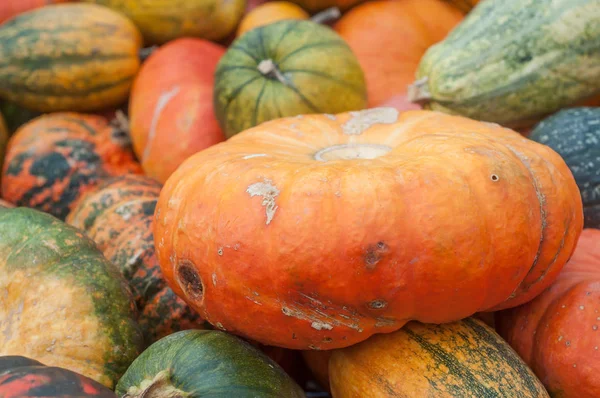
(409, 0, 600, 128)
(0, 3, 142, 112)
(0, 207, 143, 389)
(213, 19, 367, 137)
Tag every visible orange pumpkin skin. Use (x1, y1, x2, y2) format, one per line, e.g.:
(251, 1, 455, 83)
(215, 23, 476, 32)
(0, 0, 71, 23)
(335, 0, 463, 107)
(237, 1, 309, 37)
(2, 113, 141, 220)
(129, 38, 226, 184)
(154, 108, 583, 350)
(496, 229, 600, 398)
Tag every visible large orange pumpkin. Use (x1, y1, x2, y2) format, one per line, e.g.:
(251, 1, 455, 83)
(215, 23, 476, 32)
(154, 108, 583, 350)
(0, 0, 71, 23)
(334, 0, 463, 107)
(496, 229, 600, 398)
(129, 38, 226, 183)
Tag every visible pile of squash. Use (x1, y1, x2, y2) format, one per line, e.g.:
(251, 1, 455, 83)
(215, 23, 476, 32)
(0, 0, 599, 397)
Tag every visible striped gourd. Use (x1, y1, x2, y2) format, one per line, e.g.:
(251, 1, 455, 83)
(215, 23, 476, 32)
(409, 0, 600, 128)
(0, 3, 142, 112)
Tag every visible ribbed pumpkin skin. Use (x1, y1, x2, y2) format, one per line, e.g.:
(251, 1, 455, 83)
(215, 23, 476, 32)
(334, 0, 463, 107)
(330, 318, 548, 397)
(289, 0, 366, 12)
(529, 108, 600, 229)
(1, 113, 142, 220)
(0, 208, 143, 388)
(412, 0, 600, 127)
(496, 229, 600, 398)
(67, 175, 204, 346)
(82, 0, 246, 45)
(214, 19, 367, 137)
(0, 356, 117, 398)
(154, 108, 582, 350)
(0, 3, 142, 112)
(116, 330, 305, 398)
(129, 38, 226, 183)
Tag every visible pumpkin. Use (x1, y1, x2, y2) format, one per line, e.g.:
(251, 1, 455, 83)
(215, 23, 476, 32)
(334, 0, 463, 107)
(116, 330, 305, 398)
(82, 0, 246, 45)
(0, 200, 12, 208)
(214, 19, 367, 137)
(289, 0, 365, 12)
(330, 318, 548, 397)
(237, 1, 310, 37)
(442, 0, 480, 13)
(154, 108, 582, 350)
(129, 38, 226, 183)
(0, 3, 142, 113)
(0, 207, 143, 388)
(409, 0, 600, 128)
(496, 229, 600, 397)
(0, 356, 117, 398)
(0, 0, 72, 23)
(67, 175, 204, 345)
(528, 108, 600, 229)
(2, 113, 141, 220)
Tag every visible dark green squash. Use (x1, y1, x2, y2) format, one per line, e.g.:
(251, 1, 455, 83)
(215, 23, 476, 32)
(0, 207, 143, 389)
(214, 19, 367, 137)
(116, 330, 305, 398)
(529, 107, 600, 228)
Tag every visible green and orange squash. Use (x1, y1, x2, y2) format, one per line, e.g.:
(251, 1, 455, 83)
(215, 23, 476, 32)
(116, 330, 305, 397)
(154, 108, 583, 350)
(409, 0, 600, 128)
(0, 0, 73, 24)
(213, 19, 367, 137)
(0, 3, 142, 112)
(0, 356, 117, 398)
(330, 318, 549, 397)
(82, 0, 246, 45)
(529, 108, 600, 228)
(0, 207, 143, 388)
(496, 229, 600, 397)
(2, 113, 141, 220)
(67, 175, 204, 345)
(129, 38, 226, 183)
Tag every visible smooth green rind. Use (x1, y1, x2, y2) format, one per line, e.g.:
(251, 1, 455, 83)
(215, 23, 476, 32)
(116, 330, 305, 398)
(0, 207, 143, 387)
(414, 0, 600, 126)
(214, 19, 367, 137)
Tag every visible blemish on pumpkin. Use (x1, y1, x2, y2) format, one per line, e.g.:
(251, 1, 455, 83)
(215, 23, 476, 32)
(580, 305, 585, 310)
(175, 260, 203, 303)
(368, 299, 387, 310)
(243, 154, 267, 160)
(217, 247, 223, 256)
(325, 114, 336, 121)
(311, 321, 333, 331)
(144, 85, 181, 163)
(341, 107, 399, 135)
(215, 322, 226, 331)
(211, 273, 217, 287)
(364, 242, 388, 270)
(490, 174, 500, 181)
(246, 179, 280, 225)
(282, 307, 293, 316)
(322, 337, 333, 343)
(308, 345, 321, 350)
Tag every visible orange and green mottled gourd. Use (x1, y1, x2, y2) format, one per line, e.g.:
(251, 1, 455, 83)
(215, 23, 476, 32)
(154, 108, 583, 350)
(0, 207, 143, 389)
(67, 175, 205, 345)
(496, 229, 600, 398)
(0, 3, 142, 112)
(129, 38, 226, 183)
(330, 318, 549, 397)
(1, 113, 142, 220)
(81, 0, 246, 45)
(0, 0, 72, 23)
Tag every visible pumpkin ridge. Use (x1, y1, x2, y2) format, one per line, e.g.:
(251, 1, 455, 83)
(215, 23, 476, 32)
(285, 68, 367, 95)
(253, 81, 269, 127)
(227, 46, 260, 63)
(277, 40, 347, 66)
(272, 19, 302, 54)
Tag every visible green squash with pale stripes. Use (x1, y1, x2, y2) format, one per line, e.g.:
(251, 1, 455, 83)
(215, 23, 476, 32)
(213, 19, 367, 137)
(409, 0, 600, 128)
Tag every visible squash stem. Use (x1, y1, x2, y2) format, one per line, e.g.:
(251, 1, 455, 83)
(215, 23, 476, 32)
(124, 370, 188, 398)
(257, 59, 288, 85)
(310, 7, 342, 24)
(407, 77, 433, 105)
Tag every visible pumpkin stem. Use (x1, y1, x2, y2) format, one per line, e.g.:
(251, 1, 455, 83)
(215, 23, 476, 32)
(124, 370, 188, 398)
(310, 7, 342, 24)
(109, 109, 132, 147)
(407, 77, 432, 105)
(257, 59, 288, 85)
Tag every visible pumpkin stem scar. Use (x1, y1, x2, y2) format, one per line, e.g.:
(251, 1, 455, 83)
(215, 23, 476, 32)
(311, 7, 342, 24)
(257, 59, 288, 85)
(175, 260, 204, 304)
(407, 77, 432, 104)
(124, 370, 189, 398)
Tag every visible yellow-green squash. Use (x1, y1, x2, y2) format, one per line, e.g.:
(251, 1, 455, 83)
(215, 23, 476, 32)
(214, 19, 367, 137)
(409, 0, 600, 128)
(82, 0, 246, 45)
(0, 3, 142, 112)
